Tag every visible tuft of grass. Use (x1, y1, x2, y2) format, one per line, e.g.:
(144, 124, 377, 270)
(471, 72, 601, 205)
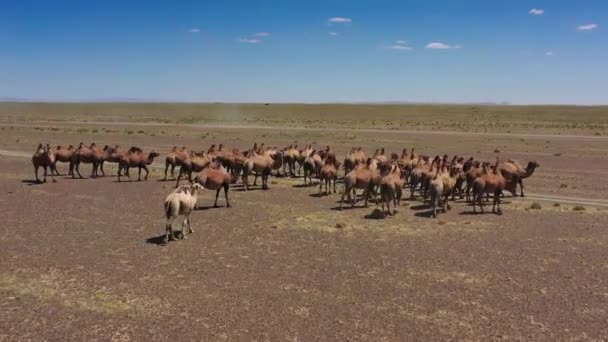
(335, 223, 345, 229)
(493, 149, 501, 153)
(594, 132, 602, 136)
(554, 153, 562, 157)
(137, 130, 145, 134)
(559, 183, 568, 188)
(76, 128, 89, 134)
(529, 202, 542, 210)
(91, 129, 98, 133)
(126, 130, 134, 135)
(572, 206, 586, 212)
(553, 203, 561, 207)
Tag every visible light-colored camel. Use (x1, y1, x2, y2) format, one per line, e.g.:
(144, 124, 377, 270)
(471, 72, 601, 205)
(409, 156, 439, 199)
(176, 152, 212, 187)
(51, 145, 74, 176)
(471, 159, 518, 215)
(297, 145, 313, 175)
(302, 150, 323, 186)
(379, 162, 404, 216)
(242, 151, 281, 190)
(499, 160, 540, 197)
(318, 159, 341, 195)
(340, 158, 382, 209)
(32, 144, 56, 183)
(194, 162, 232, 208)
(164, 146, 189, 180)
(117, 147, 160, 182)
(163, 183, 203, 244)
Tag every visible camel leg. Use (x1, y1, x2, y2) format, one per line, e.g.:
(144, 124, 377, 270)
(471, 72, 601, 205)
(137, 166, 142, 181)
(76, 163, 83, 179)
(164, 162, 169, 181)
(186, 215, 193, 234)
(214, 188, 220, 208)
(519, 179, 525, 197)
(126, 167, 132, 182)
(164, 219, 174, 244)
(224, 183, 231, 208)
(42, 166, 48, 183)
(143, 166, 149, 180)
(318, 179, 323, 195)
(48, 166, 56, 183)
(34, 165, 41, 183)
(100, 161, 106, 177)
(253, 173, 258, 186)
(175, 168, 183, 188)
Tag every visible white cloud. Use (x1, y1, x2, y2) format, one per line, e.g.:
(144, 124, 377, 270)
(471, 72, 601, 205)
(328, 17, 352, 23)
(528, 8, 544, 15)
(239, 38, 261, 44)
(546, 51, 554, 56)
(255, 32, 270, 37)
(426, 42, 460, 49)
(188, 28, 201, 33)
(578, 23, 598, 31)
(328, 31, 338, 36)
(386, 45, 412, 51)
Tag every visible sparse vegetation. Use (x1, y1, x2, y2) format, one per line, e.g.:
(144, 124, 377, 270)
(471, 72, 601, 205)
(573, 206, 586, 212)
(529, 202, 542, 210)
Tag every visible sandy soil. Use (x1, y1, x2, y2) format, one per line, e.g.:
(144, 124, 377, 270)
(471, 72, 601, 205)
(1, 119, 608, 340)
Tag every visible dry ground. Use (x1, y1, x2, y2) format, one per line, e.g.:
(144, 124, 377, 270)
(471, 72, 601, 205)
(1, 103, 608, 340)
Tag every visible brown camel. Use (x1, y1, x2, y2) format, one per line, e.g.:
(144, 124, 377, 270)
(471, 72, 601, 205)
(242, 151, 281, 190)
(194, 162, 232, 208)
(32, 144, 56, 183)
(176, 152, 212, 187)
(318, 159, 341, 195)
(379, 161, 404, 216)
(164, 146, 189, 180)
(340, 158, 382, 209)
(471, 158, 518, 215)
(429, 162, 459, 218)
(499, 160, 540, 197)
(282, 145, 301, 177)
(117, 147, 160, 182)
(71, 142, 107, 178)
(51, 145, 74, 176)
(99, 145, 124, 176)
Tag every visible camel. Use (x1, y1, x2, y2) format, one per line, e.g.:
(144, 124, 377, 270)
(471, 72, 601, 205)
(379, 162, 404, 216)
(340, 158, 382, 209)
(282, 145, 301, 177)
(297, 145, 313, 175)
(164, 146, 189, 180)
(429, 162, 459, 218)
(499, 160, 540, 197)
(32, 144, 56, 183)
(175, 151, 212, 187)
(302, 150, 323, 186)
(464, 161, 487, 203)
(71, 142, 107, 179)
(117, 147, 160, 182)
(409, 156, 438, 199)
(51, 145, 74, 176)
(194, 162, 232, 208)
(242, 151, 281, 190)
(163, 183, 203, 244)
(471, 158, 518, 215)
(318, 159, 341, 195)
(99, 145, 124, 176)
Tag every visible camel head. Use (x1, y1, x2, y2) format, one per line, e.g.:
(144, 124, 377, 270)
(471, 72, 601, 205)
(527, 161, 540, 170)
(90, 142, 97, 148)
(180, 146, 187, 151)
(68, 145, 74, 150)
(191, 183, 204, 195)
(391, 153, 399, 161)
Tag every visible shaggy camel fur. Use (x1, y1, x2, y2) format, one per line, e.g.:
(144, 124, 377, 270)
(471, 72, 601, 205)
(297, 145, 313, 176)
(499, 160, 540, 197)
(379, 162, 404, 216)
(51, 145, 74, 176)
(163, 183, 203, 244)
(318, 159, 341, 195)
(176, 152, 212, 187)
(32, 144, 56, 183)
(164, 146, 189, 180)
(117, 147, 160, 182)
(194, 162, 232, 208)
(340, 158, 382, 209)
(242, 151, 281, 190)
(71, 143, 107, 179)
(471, 159, 518, 215)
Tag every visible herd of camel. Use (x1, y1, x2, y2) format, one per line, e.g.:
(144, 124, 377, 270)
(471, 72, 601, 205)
(31, 142, 539, 219)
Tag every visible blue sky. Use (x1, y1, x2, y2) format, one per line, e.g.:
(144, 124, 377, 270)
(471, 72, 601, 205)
(0, 0, 606, 104)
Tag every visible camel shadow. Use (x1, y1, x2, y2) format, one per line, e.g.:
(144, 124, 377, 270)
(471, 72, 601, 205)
(364, 209, 387, 220)
(414, 210, 434, 218)
(145, 235, 168, 246)
(309, 193, 331, 198)
(194, 205, 214, 211)
(409, 204, 431, 211)
(21, 179, 44, 186)
(292, 183, 316, 188)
